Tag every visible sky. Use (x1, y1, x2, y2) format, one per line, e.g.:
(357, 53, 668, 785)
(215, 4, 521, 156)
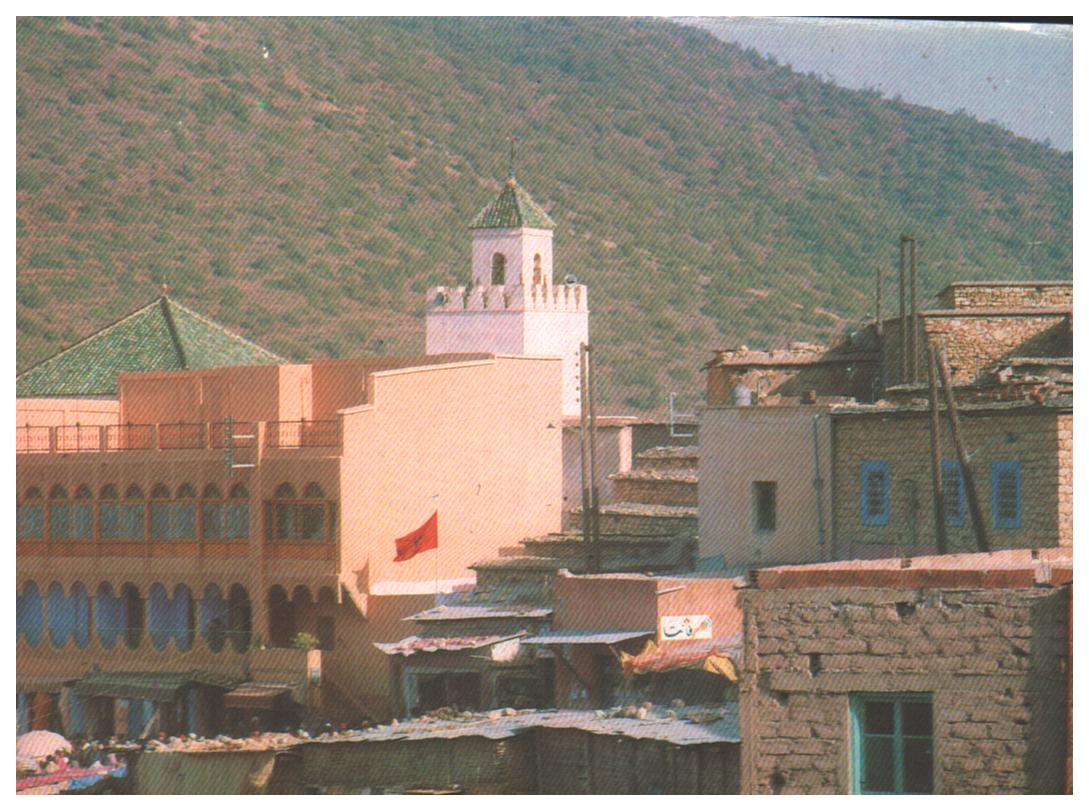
(679, 17, 1073, 152)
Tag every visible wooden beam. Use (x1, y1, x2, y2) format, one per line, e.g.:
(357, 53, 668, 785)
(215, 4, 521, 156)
(934, 345, 990, 552)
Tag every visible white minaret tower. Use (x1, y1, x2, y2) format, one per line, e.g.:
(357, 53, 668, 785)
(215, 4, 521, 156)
(426, 176, 589, 416)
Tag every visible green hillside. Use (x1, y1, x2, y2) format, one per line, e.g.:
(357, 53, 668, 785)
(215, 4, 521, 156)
(16, 17, 1072, 412)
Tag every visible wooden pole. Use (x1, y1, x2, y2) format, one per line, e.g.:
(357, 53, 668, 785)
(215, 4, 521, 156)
(934, 345, 990, 552)
(926, 345, 948, 554)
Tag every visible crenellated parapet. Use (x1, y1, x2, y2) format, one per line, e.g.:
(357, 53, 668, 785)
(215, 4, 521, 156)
(428, 282, 588, 313)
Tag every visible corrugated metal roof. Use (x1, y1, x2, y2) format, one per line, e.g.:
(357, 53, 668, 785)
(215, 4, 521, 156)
(71, 670, 241, 702)
(374, 633, 524, 657)
(311, 705, 740, 746)
(408, 605, 553, 622)
(522, 629, 653, 645)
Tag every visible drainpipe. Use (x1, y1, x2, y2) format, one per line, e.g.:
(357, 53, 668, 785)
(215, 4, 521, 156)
(811, 412, 827, 559)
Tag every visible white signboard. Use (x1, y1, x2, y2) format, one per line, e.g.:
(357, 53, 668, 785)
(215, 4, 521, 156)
(659, 614, 712, 641)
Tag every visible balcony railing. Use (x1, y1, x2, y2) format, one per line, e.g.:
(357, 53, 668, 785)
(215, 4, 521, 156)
(17, 419, 342, 455)
(15, 426, 51, 454)
(266, 420, 340, 449)
(106, 423, 155, 451)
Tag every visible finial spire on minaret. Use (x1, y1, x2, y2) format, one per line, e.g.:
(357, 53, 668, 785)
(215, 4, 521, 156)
(507, 135, 518, 179)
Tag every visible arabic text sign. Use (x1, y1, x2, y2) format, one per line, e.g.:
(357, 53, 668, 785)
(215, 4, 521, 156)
(659, 614, 712, 641)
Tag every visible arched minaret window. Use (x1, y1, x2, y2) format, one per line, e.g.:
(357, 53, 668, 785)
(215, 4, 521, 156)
(533, 253, 543, 285)
(491, 253, 506, 286)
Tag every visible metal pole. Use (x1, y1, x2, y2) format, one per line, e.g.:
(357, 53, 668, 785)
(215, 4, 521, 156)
(898, 236, 908, 385)
(927, 346, 949, 554)
(586, 343, 601, 574)
(935, 345, 990, 552)
(875, 266, 883, 339)
(909, 236, 918, 384)
(579, 345, 592, 562)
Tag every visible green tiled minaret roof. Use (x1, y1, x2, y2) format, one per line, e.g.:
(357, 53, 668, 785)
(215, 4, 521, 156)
(469, 176, 556, 230)
(16, 296, 286, 398)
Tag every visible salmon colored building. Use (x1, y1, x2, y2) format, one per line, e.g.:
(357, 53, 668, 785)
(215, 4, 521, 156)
(16, 350, 564, 733)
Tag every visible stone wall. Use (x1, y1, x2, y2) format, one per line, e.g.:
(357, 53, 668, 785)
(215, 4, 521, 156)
(831, 409, 1067, 557)
(1057, 414, 1072, 547)
(612, 475, 698, 507)
(881, 314, 1071, 387)
(937, 283, 1073, 310)
(738, 584, 1070, 794)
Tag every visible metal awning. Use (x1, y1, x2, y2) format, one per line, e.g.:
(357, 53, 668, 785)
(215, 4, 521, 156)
(71, 670, 240, 703)
(521, 629, 653, 645)
(374, 633, 524, 657)
(223, 684, 295, 710)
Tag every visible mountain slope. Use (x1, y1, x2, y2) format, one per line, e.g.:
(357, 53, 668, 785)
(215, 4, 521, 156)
(16, 17, 1072, 412)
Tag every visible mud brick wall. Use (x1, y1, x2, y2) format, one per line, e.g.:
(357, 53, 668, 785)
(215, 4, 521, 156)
(881, 314, 1070, 387)
(937, 283, 1073, 310)
(738, 584, 1070, 794)
(831, 409, 1068, 556)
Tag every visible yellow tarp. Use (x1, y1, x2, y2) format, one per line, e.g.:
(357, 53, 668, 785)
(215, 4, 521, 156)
(619, 638, 738, 681)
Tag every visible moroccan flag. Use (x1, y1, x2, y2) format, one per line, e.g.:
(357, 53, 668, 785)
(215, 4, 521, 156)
(393, 511, 438, 562)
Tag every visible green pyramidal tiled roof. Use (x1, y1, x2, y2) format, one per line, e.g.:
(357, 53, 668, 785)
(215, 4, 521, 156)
(16, 296, 286, 398)
(469, 176, 556, 230)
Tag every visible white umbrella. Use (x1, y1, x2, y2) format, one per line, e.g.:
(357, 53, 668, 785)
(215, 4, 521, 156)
(16, 731, 71, 760)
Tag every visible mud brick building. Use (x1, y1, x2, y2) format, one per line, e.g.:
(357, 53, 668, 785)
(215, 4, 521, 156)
(737, 549, 1072, 794)
(830, 397, 1073, 559)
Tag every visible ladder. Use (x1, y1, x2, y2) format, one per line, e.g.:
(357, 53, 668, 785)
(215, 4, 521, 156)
(223, 415, 257, 475)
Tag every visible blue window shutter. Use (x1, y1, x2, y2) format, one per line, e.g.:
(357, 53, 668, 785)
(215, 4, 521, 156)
(941, 459, 965, 527)
(861, 461, 890, 526)
(991, 461, 1022, 529)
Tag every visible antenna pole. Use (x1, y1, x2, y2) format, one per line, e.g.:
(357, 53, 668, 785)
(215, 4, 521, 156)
(508, 135, 518, 178)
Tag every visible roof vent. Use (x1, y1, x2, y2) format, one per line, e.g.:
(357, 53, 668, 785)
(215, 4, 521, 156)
(563, 274, 578, 286)
(434, 291, 449, 305)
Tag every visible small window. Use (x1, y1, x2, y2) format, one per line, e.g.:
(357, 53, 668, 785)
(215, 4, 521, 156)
(991, 461, 1022, 529)
(941, 460, 965, 527)
(851, 694, 933, 794)
(532, 253, 543, 285)
(491, 252, 506, 285)
(753, 481, 777, 531)
(861, 461, 890, 526)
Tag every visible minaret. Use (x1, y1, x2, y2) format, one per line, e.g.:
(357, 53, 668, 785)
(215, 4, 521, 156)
(426, 176, 589, 416)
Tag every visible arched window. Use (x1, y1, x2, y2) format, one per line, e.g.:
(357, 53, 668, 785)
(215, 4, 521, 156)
(533, 253, 543, 285)
(99, 485, 121, 540)
(95, 583, 123, 649)
(227, 584, 252, 652)
(17, 487, 44, 539)
(491, 252, 506, 285)
(150, 484, 172, 540)
(201, 485, 224, 540)
(121, 485, 145, 540)
(266, 483, 328, 542)
(73, 485, 94, 540)
(301, 483, 326, 540)
(121, 583, 144, 650)
(227, 484, 249, 540)
(200, 585, 228, 653)
(174, 484, 197, 539)
(17, 582, 44, 647)
(48, 485, 72, 541)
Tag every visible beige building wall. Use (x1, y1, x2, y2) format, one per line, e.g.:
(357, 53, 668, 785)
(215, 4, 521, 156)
(699, 405, 833, 569)
(337, 355, 564, 595)
(561, 423, 632, 525)
(17, 397, 120, 427)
